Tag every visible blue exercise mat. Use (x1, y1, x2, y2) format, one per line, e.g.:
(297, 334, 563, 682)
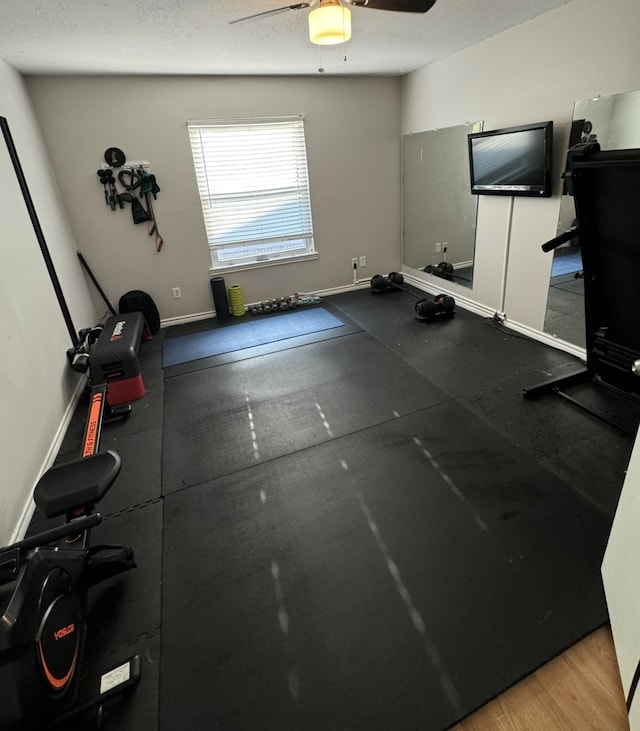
(552, 252, 582, 277)
(162, 307, 345, 367)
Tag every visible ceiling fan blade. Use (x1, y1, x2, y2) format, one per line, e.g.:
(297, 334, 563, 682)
(229, 3, 310, 25)
(348, 0, 436, 12)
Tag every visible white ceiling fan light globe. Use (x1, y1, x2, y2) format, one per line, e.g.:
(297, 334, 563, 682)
(308, 2, 352, 45)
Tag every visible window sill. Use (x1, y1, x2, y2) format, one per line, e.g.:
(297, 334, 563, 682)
(210, 252, 318, 275)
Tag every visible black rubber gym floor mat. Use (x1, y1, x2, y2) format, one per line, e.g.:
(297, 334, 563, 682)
(83, 501, 162, 730)
(162, 331, 449, 493)
(326, 290, 634, 517)
(159, 401, 610, 731)
(84, 500, 163, 644)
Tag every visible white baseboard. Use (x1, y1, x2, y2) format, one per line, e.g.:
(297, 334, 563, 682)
(503, 322, 586, 361)
(402, 272, 587, 361)
(160, 310, 216, 329)
(315, 281, 371, 296)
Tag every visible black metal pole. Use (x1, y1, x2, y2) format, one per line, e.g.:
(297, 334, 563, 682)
(77, 252, 117, 315)
(1, 116, 79, 346)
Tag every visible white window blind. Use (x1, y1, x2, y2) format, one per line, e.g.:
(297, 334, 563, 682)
(188, 118, 315, 269)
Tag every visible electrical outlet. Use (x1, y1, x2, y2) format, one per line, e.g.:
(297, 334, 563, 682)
(442, 241, 448, 253)
(351, 258, 358, 268)
(172, 287, 182, 299)
(435, 242, 441, 253)
(359, 256, 367, 268)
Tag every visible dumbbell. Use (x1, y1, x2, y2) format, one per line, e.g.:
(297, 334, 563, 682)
(66, 347, 90, 373)
(424, 262, 454, 280)
(414, 294, 456, 322)
(370, 272, 405, 294)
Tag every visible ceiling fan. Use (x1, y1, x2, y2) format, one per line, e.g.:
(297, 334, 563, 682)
(230, 0, 437, 46)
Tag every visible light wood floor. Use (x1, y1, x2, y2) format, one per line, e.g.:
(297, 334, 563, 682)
(450, 624, 629, 731)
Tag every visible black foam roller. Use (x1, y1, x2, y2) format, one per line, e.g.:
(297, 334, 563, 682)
(210, 277, 230, 320)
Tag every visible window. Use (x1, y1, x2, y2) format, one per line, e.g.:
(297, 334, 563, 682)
(188, 117, 315, 271)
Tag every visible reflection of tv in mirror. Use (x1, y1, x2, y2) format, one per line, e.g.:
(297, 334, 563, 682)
(468, 121, 553, 197)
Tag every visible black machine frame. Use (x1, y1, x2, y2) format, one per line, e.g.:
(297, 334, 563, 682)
(0, 386, 141, 728)
(524, 144, 640, 434)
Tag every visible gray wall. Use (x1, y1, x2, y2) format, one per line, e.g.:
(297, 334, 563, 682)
(0, 59, 98, 544)
(401, 0, 640, 342)
(26, 75, 402, 322)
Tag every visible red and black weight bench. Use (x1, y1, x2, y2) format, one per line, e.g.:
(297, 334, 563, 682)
(89, 312, 149, 415)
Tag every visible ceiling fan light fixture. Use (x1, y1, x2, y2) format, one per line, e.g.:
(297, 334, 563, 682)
(308, 1, 351, 45)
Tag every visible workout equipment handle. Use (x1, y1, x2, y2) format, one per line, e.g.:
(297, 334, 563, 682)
(0, 514, 102, 586)
(541, 227, 578, 253)
(0, 514, 102, 559)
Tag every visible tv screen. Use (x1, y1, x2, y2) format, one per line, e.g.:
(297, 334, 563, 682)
(468, 121, 553, 197)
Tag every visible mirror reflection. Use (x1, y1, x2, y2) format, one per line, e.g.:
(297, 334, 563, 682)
(402, 122, 482, 289)
(544, 89, 640, 347)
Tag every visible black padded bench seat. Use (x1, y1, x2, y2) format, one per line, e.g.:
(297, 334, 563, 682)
(34, 451, 121, 519)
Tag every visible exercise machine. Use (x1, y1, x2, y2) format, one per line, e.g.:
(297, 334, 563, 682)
(0, 385, 140, 729)
(524, 144, 640, 434)
(66, 311, 148, 420)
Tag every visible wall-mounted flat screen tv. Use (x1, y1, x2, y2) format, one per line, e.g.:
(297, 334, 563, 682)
(468, 121, 553, 197)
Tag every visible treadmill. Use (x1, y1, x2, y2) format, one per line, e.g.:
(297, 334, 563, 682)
(524, 143, 640, 435)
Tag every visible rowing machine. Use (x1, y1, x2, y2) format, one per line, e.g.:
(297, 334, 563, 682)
(0, 385, 140, 729)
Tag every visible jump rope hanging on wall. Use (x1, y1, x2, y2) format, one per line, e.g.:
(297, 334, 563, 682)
(96, 147, 164, 252)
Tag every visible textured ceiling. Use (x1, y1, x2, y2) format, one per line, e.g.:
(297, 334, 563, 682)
(0, 0, 571, 77)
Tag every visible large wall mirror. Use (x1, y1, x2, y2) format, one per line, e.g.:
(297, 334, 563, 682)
(402, 122, 482, 289)
(543, 89, 640, 348)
